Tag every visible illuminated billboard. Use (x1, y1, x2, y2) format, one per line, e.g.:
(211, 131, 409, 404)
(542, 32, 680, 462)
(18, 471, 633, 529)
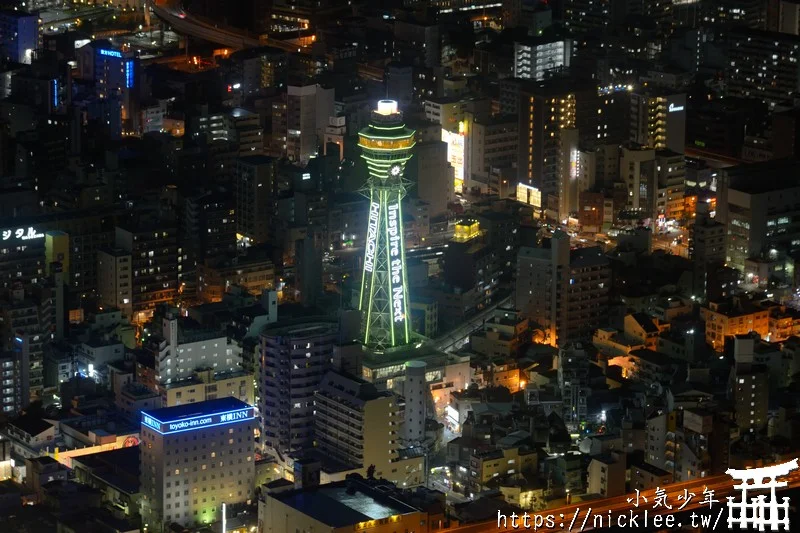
(442, 125, 465, 192)
(2, 227, 44, 241)
(517, 183, 542, 209)
(141, 406, 254, 435)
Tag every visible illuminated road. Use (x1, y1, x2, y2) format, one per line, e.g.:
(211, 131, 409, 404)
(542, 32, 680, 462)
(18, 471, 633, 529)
(442, 470, 800, 532)
(652, 228, 689, 258)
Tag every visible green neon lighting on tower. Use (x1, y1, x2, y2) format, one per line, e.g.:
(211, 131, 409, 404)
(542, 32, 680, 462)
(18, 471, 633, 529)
(357, 100, 415, 352)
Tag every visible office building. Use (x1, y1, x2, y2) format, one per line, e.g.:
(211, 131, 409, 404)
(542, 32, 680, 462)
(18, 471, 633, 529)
(314, 369, 425, 487)
(516, 231, 610, 346)
(0, 11, 39, 64)
(258, 320, 339, 455)
(139, 398, 256, 531)
(235, 155, 276, 246)
(716, 159, 800, 271)
(727, 28, 800, 107)
(630, 89, 686, 154)
(513, 35, 573, 81)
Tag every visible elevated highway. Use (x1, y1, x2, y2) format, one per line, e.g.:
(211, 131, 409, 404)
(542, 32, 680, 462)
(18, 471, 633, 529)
(151, 1, 261, 49)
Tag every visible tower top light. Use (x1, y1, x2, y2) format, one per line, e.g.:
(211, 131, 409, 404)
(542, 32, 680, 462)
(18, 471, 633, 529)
(376, 99, 399, 115)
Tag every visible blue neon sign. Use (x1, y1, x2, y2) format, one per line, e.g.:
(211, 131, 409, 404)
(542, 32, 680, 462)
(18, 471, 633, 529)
(140, 407, 254, 435)
(99, 49, 122, 58)
(52, 79, 58, 109)
(125, 60, 134, 89)
(142, 414, 160, 431)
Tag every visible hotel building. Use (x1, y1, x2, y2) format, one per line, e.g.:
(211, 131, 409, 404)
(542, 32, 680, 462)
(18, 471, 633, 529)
(139, 398, 256, 531)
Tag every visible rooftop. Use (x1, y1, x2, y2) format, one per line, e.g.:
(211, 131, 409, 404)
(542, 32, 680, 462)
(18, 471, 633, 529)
(142, 397, 251, 424)
(9, 415, 54, 436)
(271, 480, 420, 528)
(725, 158, 800, 194)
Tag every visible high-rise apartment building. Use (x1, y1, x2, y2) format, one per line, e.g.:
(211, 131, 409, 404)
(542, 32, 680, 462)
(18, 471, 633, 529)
(235, 155, 276, 246)
(620, 145, 685, 221)
(113, 220, 178, 324)
(271, 84, 334, 163)
(629, 89, 686, 154)
(139, 398, 256, 532)
(258, 320, 339, 455)
(513, 35, 573, 81)
(314, 369, 425, 486)
(516, 231, 610, 346)
(689, 202, 726, 297)
(1, 339, 29, 416)
(732, 336, 770, 435)
(97, 247, 133, 319)
(518, 80, 577, 203)
(558, 342, 591, 431)
(716, 159, 800, 271)
(463, 112, 518, 194)
(727, 27, 800, 107)
(0, 11, 39, 64)
(151, 315, 242, 388)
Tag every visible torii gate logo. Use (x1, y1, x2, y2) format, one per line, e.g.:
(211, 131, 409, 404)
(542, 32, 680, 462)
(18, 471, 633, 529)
(726, 458, 798, 531)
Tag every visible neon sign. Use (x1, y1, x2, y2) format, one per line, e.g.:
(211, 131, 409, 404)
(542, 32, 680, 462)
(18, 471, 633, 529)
(99, 49, 122, 58)
(364, 202, 380, 273)
(2, 227, 44, 241)
(668, 103, 684, 113)
(125, 60, 134, 88)
(140, 407, 254, 435)
(387, 202, 405, 323)
(142, 414, 160, 431)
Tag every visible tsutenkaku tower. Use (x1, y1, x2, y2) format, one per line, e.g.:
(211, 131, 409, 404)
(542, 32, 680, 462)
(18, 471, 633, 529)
(358, 100, 415, 352)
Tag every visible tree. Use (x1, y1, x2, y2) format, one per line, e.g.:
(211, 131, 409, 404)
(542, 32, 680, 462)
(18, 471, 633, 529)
(366, 464, 376, 479)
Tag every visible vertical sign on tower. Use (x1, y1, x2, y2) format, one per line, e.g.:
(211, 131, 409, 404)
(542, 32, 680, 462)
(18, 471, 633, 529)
(357, 100, 415, 351)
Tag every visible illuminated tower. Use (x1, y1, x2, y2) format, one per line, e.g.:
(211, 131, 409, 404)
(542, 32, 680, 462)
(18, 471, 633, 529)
(358, 100, 415, 351)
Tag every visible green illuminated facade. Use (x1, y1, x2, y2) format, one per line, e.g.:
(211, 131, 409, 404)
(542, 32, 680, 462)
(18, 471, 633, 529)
(358, 100, 415, 352)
